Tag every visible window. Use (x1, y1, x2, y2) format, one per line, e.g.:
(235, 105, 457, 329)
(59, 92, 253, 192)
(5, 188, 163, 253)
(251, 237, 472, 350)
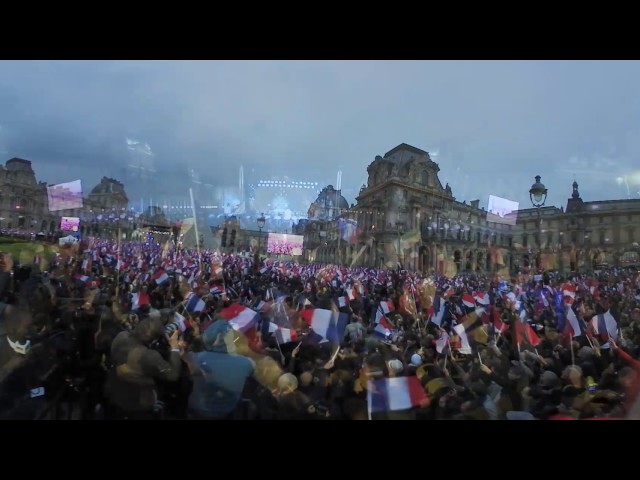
(421, 171, 429, 185)
(599, 230, 605, 244)
(523, 234, 528, 247)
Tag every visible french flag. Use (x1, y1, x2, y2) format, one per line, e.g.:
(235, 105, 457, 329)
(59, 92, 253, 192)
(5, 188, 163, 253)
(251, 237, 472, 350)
(590, 311, 618, 342)
(453, 323, 472, 354)
(562, 284, 576, 305)
(435, 332, 450, 355)
(210, 285, 226, 296)
(462, 293, 476, 310)
(185, 293, 206, 313)
(153, 269, 169, 285)
(300, 308, 349, 343)
(275, 327, 298, 344)
(564, 305, 585, 337)
(473, 292, 490, 306)
(493, 309, 508, 334)
(514, 319, 542, 347)
(367, 377, 427, 415)
(220, 304, 259, 333)
(373, 315, 395, 338)
(374, 301, 395, 324)
(131, 291, 150, 310)
(174, 312, 190, 333)
(335, 296, 349, 309)
(430, 296, 449, 328)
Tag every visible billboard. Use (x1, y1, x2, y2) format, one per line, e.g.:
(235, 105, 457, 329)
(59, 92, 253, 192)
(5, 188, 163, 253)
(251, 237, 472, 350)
(267, 233, 304, 256)
(60, 216, 80, 232)
(486, 195, 519, 226)
(47, 180, 83, 212)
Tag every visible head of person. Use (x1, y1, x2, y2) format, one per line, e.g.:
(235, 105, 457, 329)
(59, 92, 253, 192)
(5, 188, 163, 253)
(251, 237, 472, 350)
(133, 317, 166, 347)
(202, 319, 236, 354)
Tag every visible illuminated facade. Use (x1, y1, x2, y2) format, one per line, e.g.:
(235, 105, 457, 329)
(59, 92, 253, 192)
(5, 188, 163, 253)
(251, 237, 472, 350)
(300, 144, 640, 274)
(0, 158, 132, 239)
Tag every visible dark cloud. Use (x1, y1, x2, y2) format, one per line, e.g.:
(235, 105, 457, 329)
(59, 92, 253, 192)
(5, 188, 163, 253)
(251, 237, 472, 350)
(1, 60, 640, 208)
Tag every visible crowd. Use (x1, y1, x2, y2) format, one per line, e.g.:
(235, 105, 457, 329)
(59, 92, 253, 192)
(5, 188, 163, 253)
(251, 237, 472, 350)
(1, 236, 640, 420)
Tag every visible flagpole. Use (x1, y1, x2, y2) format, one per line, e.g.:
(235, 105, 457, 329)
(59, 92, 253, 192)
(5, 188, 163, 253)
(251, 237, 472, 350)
(115, 226, 122, 299)
(189, 187, 202, 270)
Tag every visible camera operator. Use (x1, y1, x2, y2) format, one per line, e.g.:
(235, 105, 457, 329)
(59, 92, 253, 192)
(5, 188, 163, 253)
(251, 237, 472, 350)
(104, 316, 184, 420)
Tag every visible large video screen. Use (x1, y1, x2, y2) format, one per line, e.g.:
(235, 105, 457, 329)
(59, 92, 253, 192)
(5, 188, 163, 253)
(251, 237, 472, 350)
(47, 180, 83, 212)
(487, 195, 519, 226)
(60, 216, 80, 232)
(267, 233, 304, 256)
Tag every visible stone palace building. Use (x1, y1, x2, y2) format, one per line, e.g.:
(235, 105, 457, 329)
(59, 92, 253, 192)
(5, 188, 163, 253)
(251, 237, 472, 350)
(294, 143, 640, 274)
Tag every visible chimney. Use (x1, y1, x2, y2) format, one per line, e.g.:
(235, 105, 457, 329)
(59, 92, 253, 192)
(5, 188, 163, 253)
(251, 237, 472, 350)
(470, 199, 480, 209)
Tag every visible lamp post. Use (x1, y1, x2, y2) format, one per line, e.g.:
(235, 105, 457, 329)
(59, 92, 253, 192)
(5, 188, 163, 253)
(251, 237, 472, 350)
(256, 213, 266, 266)
(529, 175, 548, 272)
(396, 221, 405, 268)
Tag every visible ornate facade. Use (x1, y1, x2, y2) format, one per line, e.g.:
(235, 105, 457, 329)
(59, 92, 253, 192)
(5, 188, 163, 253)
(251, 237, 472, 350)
(310, 143, 514, 273)
(0, 158, 132, 239)
(510, 181, 640, 272)
(302, 144, 640, 274)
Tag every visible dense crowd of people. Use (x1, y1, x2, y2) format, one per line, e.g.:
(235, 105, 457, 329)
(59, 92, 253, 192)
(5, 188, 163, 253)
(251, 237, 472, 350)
(1, 236, 639, 420)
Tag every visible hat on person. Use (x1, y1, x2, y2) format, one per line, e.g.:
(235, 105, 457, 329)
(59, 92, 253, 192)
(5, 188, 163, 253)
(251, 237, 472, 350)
(202, 319, 232, 352)
(388, 359, 404, 374)
(539, 370, 560, 389)
(409, 354, 423, 367)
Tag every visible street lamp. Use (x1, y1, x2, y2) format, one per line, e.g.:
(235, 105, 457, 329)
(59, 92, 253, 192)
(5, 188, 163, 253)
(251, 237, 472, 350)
(256, 213, 266, 262)
(529, 175, 548, 271)
(396, 221, 405, 268)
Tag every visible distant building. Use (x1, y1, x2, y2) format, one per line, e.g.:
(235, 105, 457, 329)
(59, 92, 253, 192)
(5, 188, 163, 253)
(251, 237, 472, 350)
(0, 158, 133, 239)
(302, 143, 640, 273)
(0, 158, 50, 231)
(307, 185, 350, 221)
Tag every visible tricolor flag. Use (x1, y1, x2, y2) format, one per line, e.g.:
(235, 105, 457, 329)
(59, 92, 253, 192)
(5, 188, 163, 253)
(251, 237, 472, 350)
(335, 296, 349, 309)
(453, 323, 472, 354)
(174, 312, 190, 333)
(275, 327, 298, 344)
(131, 291, 150, 310)
(220, 304, 259, 333)
(185, 293, 206, 313)
(372, 315, 395, 338)
(514, 319, 542, 347)
(590, 311, 618, 343)
(429, 296, 450, 328)
(473, 292, 490, 306)
(435, 332, 450, 355)
(562, 284, 576, 305)
(210, 285, 226, 296)
(564, 305, 585, 337)
(374, 301, 395, 324)
(367, 377, 427, 416)
(461, 293, 475, 310)
(153, 269, 169, 285)
(492, 308, 508, 334)
(300, 308, 349, 344)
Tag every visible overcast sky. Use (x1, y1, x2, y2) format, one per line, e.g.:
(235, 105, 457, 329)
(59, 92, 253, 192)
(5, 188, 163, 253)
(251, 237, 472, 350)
(1, 60, 640, 211)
